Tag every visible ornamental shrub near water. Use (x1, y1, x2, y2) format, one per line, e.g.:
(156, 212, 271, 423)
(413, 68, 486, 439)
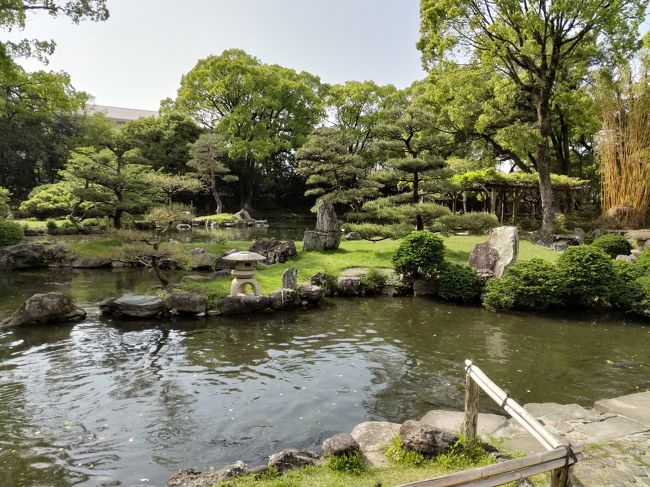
(556, 245, 614, 307)
(483, 259, 563, 311)
(591, 234, 632, 258)
(610, 260, 645, 310)
(0, 219, 24, 246)
(436, 262, 482, 302)
(392, 231, 445, 278)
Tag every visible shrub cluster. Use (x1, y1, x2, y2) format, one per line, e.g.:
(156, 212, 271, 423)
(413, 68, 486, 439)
(0, 219, 24, 246)
(591, 234, 632, 258)
(485, 244, 650, 315)
(393, 231, 481, 303)
(434, 212, 498, 234)
(392, 231, 445, 279)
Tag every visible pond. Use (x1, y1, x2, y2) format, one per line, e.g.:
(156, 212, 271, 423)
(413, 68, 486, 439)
(0, 230, 648, 486)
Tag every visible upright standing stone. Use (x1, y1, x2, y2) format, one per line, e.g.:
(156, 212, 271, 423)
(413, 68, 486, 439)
(282, 267, 298, 289)
(303, 200, 341, 251)
(468, 226, 519, 278)
(488, 226, 519, 277)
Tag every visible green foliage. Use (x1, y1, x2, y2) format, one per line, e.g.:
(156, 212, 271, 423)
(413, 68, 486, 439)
(18, 182, 78, 219)
(326, 451, 367, 476)
(434, 212, 498, 234)
(46, 219, 57, 233)
(483, 259, 564, 311)
(296, 127, 380, 211)
(384, 436, 427, 467)
(193, 213, 240, 224)
(0, 187, 10, 217)
(436, 262, 481, 302)
(636, 246, 650, 273)
(0, 218, 23, 246)
(556, 246, 614, 307)
(451, 168, 587, 189)
(361, 268, 388, 294)
(392, 231, 445, 278)
(610, 260, 645, 310)
(632, 274, 650, 316)
(145, 203, 194, 224)
(435, 439, 491, 470)
(344, 222, 412, 241)
(591, 235, 633, 258)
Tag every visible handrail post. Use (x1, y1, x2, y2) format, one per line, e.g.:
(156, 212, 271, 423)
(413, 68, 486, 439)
(463, 362, 479, 442)
(550, 463, 574, 487)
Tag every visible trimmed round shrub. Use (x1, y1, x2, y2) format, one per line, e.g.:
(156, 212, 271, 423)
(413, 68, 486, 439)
(591, 234, 632, 258)
(632, 274, 650, 316)
(610, 260, 645, 310)
(483, 259, 563, 311)
(436, 262, 482, 302)
(392, 231, 445, 278)
(0, 219, 24, 246)
(556, 245, 613, 307)
(635, 247, 650, 273)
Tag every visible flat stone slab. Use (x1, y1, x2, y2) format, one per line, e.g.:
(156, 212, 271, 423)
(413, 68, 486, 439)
(361, 451, 390, 467)
(596, 391, 650, 427)
(350, 421, 401, 452)
(573, 415, 649, 441)
(419, 410, 507, 437)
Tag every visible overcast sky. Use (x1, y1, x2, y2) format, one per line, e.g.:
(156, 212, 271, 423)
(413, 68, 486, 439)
(2, 0, 425, 111)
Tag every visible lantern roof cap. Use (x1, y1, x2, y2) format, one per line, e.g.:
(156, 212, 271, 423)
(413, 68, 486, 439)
(222, 251, 266, 262)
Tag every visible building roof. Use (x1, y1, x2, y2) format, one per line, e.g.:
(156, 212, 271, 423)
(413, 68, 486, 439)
(89, 104, 159, 122)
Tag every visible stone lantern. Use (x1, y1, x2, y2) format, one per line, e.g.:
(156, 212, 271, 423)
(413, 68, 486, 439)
(222, 251, 266, 297)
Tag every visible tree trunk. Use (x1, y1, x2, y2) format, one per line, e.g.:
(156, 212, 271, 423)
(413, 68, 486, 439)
(413, 171, 424, 230)
(113, 208, 123, 229)
(239, 177, 253, 211)
(537, 92, 556, 235)
(209, 175, 223, 214)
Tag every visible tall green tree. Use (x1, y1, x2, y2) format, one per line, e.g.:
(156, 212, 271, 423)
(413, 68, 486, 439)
(418, 0, 648, 233)
(296, 127, 380, 212)
(187, 133, 238, 214)
(62, 134, 161, 228)
(174, 49, 323, 209)
(144, 170, 202, 207)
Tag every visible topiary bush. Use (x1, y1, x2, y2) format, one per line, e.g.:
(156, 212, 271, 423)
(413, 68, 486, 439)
(556, 245, 614, 307)
(392, 231, 445, 278)
(436, 262, 482, 302)
(483, 259, 564, 311)
(436, 212, 498, 234)
(610, 260, 645, 310)
(591, 234, 633, 258)
(0, 219, 24, 246)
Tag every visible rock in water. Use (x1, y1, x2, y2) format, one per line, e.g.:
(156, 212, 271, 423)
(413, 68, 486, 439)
(322, 433, 360, 457)
(1, 292, 86, 328)
(303, 200, 341, 251)
(282, 267, 298, 289)
(100, 295, 165, 318)
(219, 295, 270, 315)
(269, 288, 300, 310)
(399, 420, 458, 458)
(468, 226, 519, 278)
(164, 292, 208, 314)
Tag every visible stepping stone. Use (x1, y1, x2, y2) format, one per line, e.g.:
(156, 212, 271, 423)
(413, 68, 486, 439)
(419, 410, 507, 437)
(596, 391, 650, 427)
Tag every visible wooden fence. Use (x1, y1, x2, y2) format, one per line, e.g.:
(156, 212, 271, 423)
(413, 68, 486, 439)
(397, 360, 582, 487)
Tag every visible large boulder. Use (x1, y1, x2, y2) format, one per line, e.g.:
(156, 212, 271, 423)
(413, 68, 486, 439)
(399, 420, 458, 458)
(322, 433, 360, 457)
(468, 226, 519, 278)
(337, 276, 363, 296)
(282, 267, 298, 289)
(1, 292, 86, 328)
(298, 284, 324, 303)
(219, 295, 270, 316)
(303, 200, 341, 251)
(0, 243, 54, 270)
(268, 449, 320, 473)
(269, 288, 300, 310)
(351, 421, 401, 453)
(100, 295, 166, 318)
(249, 238, 297, 264)
(71, 257, 112, 268)
(164, 292, 208, 315)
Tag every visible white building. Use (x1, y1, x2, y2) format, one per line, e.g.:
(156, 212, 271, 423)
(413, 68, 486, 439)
(89, 105, 158, 127)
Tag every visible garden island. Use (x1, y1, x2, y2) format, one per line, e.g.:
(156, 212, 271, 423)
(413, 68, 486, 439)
(0, 1, 649, 486)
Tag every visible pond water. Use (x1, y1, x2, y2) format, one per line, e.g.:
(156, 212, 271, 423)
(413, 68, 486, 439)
(0, 228, 649, 487)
